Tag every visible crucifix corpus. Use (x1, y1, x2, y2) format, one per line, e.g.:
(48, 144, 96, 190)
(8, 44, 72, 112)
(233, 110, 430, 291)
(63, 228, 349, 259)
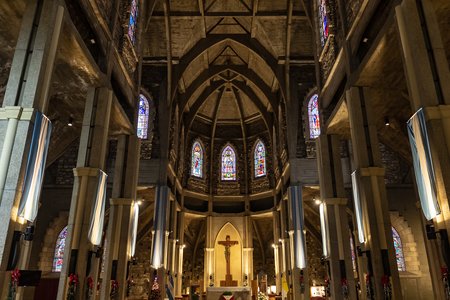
(219, 235, 239, 287)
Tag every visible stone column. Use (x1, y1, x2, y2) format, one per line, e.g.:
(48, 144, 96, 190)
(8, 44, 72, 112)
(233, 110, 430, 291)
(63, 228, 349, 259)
(56, 87, 112, 300)
(204, 215, 214, 289)
(346, 87, 402, 299)
(176, 211, 185, 295)
(272, 210, 282, 294)
(316, 134, 357, 300)
(0, 0, 64, 296)
(396, 3, 450, 297)
(242, 216, 253, 286)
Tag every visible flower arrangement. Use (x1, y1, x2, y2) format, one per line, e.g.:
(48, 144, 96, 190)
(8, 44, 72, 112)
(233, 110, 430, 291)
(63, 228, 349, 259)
(67, 274, 79, 300)
(222, 291, 234, 300)
(110, 280, 119, 299)
(7, 269, 20, 300)
(86, 276, 94, 299)
(148, 277, 161, 300)
(257, 291, 268, 300)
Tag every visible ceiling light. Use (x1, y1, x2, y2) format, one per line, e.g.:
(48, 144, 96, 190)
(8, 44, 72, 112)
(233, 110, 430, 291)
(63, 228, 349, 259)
(137, 200, 142, 206)
(90, 38, 96, 44)
(314, 198, 322, 205)
(68, 117, 74, 127)
(384, 117, 390, 126)
(363, 37, 369, 43)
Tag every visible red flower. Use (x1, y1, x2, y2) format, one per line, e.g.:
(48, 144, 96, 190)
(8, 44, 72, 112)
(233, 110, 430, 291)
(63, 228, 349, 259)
(87, 276, 94, 289)
(381, 275, 390, 286)
(69, 273, 79, 286)
(11, 269, 20, 284)
(341, 278, 348, 286)
(441, 267, 449, 277)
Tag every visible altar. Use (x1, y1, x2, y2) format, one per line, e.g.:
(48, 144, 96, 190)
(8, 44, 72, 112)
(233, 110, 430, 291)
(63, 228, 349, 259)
(206, 287, 251, 300)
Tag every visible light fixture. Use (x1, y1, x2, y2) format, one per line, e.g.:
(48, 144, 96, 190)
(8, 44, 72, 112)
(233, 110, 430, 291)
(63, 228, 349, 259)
(137, 200, 142, 205)
(90, 38, 96, 44)
(68, 117, 74, 127)
(314, 198, 322, 205)
(363, 37, 369, 43)
(384, 117, 390, 126)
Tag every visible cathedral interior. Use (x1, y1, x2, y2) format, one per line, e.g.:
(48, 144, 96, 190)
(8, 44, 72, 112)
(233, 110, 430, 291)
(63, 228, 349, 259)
(0, 0, 450, 299)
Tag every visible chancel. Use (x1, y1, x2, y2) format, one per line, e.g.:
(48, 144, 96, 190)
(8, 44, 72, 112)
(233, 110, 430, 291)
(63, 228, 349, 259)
(0, 0, 449, 300)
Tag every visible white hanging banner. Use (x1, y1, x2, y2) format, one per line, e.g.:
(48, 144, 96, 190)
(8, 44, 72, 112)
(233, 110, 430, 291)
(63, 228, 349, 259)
(129, 201, 140, 257)
(288, 185, 307, 269)
(18, 112, 52, 222)
(319, 203, 329, 257)
(351, 171, 366, 244)
(407, 108, 440, 220)
(151, 186, 168, 268)
(88, 170, 108, 246)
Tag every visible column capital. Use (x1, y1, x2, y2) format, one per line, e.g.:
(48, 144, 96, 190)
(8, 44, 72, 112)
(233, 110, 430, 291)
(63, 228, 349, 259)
(73, 167, 101, 177)
(109, 198, 133, 206)
(0, 106, 23, 119)
(243, 247, 254, 252)
(359, 167, 385, 177)
(423, 105, 450, 120)
(205, 248, 214, 252)
(323, 198, 348, 205)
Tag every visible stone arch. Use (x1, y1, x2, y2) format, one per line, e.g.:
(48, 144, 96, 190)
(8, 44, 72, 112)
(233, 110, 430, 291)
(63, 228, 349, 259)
(389, 211, 420, 274)
(38, 212, 69, 276)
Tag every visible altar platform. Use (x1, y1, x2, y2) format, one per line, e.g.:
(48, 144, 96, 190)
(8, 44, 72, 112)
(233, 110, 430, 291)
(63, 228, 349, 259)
(206, 286, 251, 300)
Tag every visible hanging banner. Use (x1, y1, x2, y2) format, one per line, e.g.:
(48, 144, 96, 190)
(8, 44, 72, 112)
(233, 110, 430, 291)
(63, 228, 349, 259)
(151, 186, 168, 268)
(288, 186, 307, 269)
(351, 171, 366, 243)
(88, 170, 108, 246)
(319, 203, 329, 257)
(18, 112, 52, 222)
(129, 201, 140, 257)
(407, 108, 440, 220)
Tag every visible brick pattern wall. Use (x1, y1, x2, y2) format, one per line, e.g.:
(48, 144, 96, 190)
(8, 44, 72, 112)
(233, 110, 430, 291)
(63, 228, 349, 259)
(379, 143, 410, 185)
(128, 235, 152, 299)
(54, 142, 79, 186)
(307, 234, 327, 285)
(345, 0, 363, 30)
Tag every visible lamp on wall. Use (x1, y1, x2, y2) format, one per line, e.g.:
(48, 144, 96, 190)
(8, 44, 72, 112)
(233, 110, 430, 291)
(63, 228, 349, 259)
(425, 224, 450, 267)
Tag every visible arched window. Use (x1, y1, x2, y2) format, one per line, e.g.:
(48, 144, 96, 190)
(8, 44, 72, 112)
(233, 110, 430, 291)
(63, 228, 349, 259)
(392, 227, 406, 271)
(254, 140, 266, 178)
(53, 226, 68, 272)
(128, 0, 139, 45)
(137, 94, 149, 139)
(318, 0, 329, 46)
(191, 141, 203, 178)
(308, 94, 321, 139)
(221, 145, 236, 181)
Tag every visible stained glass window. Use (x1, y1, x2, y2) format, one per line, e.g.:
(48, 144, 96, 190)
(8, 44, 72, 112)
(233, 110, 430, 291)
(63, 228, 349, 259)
(254, 140, 266, 178)
(191, 141, 203, 178)
(53, 226, 68, 272)
(392, 227, 406, 272)
(221, 145, 236, 181)
(137, 94, 149, 139)
(308, 94, 321, 139)
(349, 234, 357, 273)
(318, 0, 329, 47)
(128, 0, 139, 45)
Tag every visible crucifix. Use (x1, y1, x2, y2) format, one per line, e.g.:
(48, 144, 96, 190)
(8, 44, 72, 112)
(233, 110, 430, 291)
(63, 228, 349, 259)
(219, 235, 239, 287)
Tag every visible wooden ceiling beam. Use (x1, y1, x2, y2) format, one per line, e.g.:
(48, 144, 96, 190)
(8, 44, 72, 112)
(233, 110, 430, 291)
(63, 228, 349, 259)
(150, 10, 307, 18)
(163, 0, 173, 105)
(232, 86, 249, 194)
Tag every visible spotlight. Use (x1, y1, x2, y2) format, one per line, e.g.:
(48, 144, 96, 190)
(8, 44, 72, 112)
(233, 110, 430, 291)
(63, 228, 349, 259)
(314, 198, 322, 205)
(137, 200, 142, 206)
(68, 117, 74, 127)
(384, 117, 390, 126)
(363, 37, 369, 43)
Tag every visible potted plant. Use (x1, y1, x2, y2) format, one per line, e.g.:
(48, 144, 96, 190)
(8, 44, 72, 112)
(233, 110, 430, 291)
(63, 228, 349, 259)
(222, 291, 234, 300)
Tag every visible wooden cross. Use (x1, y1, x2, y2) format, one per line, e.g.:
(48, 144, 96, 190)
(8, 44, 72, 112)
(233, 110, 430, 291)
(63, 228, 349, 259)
(218, 235, 239, 282)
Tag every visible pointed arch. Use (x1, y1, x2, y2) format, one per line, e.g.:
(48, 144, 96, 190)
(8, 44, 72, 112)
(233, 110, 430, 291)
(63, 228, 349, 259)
(137, 94, 149, 139)
(128, 0, 139, 45)
(221, 144, 237, 181)
(191, 140, 204, 178)
(308, 94, 320, 139)
(392, 226, 406, 271)
(52, 226, 68, 272)
(254, 140, 266, 178)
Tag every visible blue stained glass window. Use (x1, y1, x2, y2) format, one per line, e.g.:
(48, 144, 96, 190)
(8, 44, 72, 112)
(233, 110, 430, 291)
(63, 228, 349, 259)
(254, 140, 266, 178)
(308, 94, 321, 139)
(53, 226, 68, 272)
(318, 0, 329, 47)
(128, 0, 139, 45)
(191, 141, 203, 178)
(392, 227, 406, 271)
(137, 94, 149, 139)
(221, 145, 236, 181)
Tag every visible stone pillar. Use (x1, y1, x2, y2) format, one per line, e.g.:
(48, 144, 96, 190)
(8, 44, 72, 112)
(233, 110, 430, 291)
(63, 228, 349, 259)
(396, 2, 450, 297)
(272, 210, 282, 294)
(316, 134, 357, 300)
(0, 0, 64, 296)
(56, 87, 112, 300)
(176, 211, 185, 295)
(287, 186, 309, 300)
(346, 87, 402, 299)
(242, 216, 253, 286)
(204, 215, 214, 289)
